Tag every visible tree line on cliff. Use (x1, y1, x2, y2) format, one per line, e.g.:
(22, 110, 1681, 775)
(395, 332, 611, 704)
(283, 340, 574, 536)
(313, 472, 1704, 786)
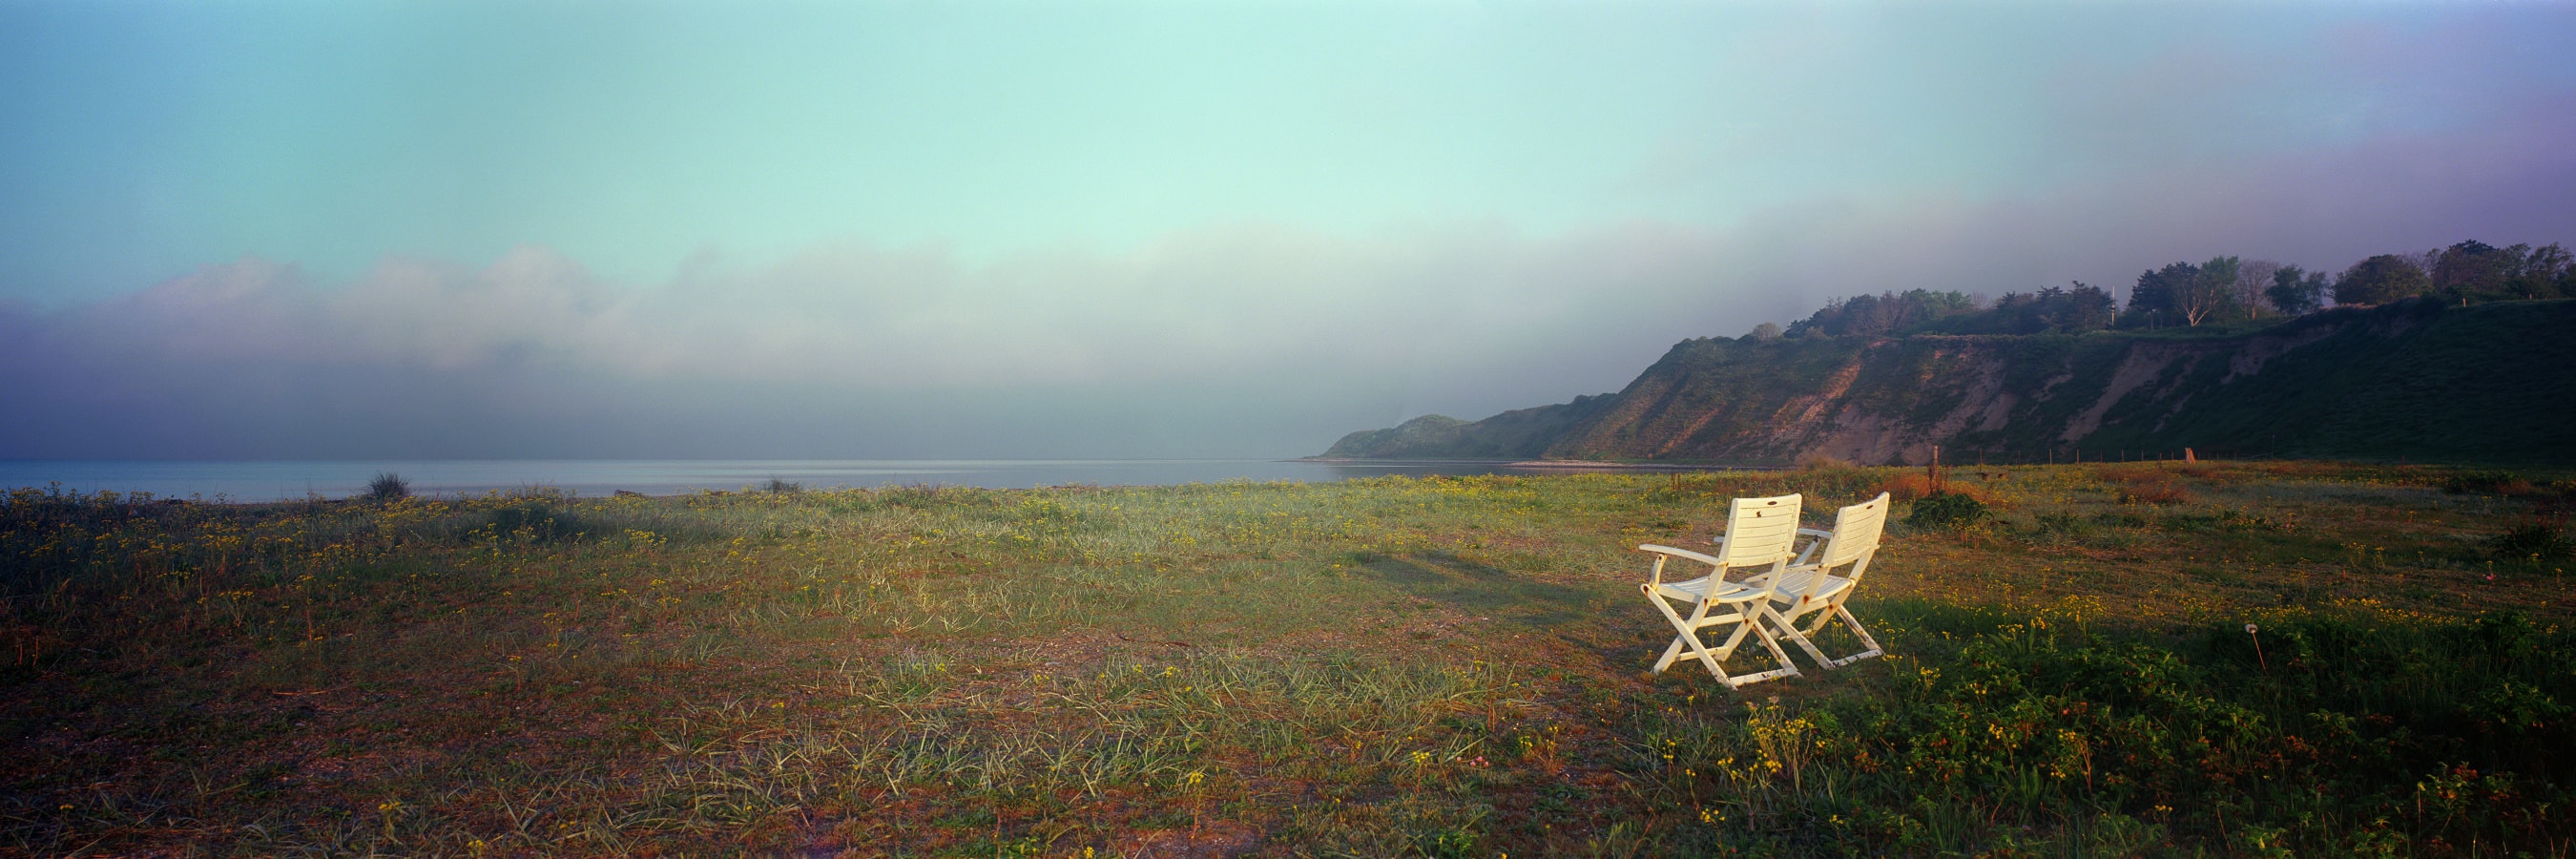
(1752, 239, 2574, 341)
(1323, 238, 2576, 464)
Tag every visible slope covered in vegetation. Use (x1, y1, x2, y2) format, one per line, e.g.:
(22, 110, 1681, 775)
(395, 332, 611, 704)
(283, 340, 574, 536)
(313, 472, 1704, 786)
(1326, 298, 2576, 466)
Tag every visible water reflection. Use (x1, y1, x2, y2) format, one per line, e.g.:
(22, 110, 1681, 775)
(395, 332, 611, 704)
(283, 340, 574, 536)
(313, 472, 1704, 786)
(0, 458, 1766, 501)
(1317, 460, 1752, 480)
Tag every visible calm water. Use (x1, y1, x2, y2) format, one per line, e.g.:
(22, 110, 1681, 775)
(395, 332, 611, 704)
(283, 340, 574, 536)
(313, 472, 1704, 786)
(0, 459, 1722, 501)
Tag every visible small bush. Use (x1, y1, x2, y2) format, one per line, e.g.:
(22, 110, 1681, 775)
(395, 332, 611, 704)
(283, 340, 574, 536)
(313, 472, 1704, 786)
(1776, 466, 1885, 503)
(2103, 468, 2194, 504)
(1414, 827, 1479, 859)
(1909, 492, 1988, 529)
(1796, 453, 1853, 471)
(878, 484, 993, 510)
(2446, 470, 2534, 495)
(762, 477, 802, 494)
(1880, 472, 1997, 507)
(2032, 512, 2081, 530)
(1879, 472, 1933, 501)
(2121, 481, 2194, 505)
(365, 472, 410, 501)
(2493, 521, 2573, 561)
(486, 501, 589, 543)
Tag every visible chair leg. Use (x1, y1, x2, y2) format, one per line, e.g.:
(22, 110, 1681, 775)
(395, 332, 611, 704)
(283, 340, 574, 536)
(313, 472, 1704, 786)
(1648, 593, 1712, 674)
(1720, 617, 1803, 687)
(1765, 603, 1834, 668)
(1691, 618, 1758, 680)
(1793, 601, 1886, 668)
(1648, 594, 1797, 688)
(1821, 604, 1885, 667)
(1755, 622, 1802, 676)
(1653, 629, 1699, 673)
(1668, 607, 1746, 679)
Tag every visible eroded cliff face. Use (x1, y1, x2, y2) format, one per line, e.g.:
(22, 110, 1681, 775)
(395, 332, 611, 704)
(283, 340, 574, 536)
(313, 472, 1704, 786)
(1327, 299, 2576, 465)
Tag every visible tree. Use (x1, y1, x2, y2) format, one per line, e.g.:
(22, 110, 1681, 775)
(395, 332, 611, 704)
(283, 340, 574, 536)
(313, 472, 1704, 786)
(1784, 289, 1981, 338)
(2039, 282, 2117, 331)
(1746, 322, 1782, 342)
(2234, 260, 2282, 319)
(1909, 282, 2113, 335)
(2171, 256, 2242, 325)
(2119, 262, 2196, 328)
(2512, 243, 2572, 300)
(2433, 240, 2505, 288)
(2430, 240, 2522, 303)
(2265, 265, 2328, 315)
(2334, 254, 2430, 305)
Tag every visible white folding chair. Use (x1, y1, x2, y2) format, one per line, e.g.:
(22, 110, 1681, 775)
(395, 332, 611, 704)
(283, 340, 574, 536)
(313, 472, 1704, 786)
(1638, 493, 1804, 688)
(1766, 492, 1890, 669)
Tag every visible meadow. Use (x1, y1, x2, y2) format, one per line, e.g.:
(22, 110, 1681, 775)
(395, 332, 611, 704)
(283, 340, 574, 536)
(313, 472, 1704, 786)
(3, 461, 2572, 857)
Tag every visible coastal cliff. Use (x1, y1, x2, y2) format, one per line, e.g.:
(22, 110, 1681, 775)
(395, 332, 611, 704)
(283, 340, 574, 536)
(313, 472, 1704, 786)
(1323, 298, 2576, 465)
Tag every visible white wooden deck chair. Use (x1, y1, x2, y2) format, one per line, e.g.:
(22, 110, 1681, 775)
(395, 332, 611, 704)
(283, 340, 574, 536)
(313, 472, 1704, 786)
(1765, 492, 1891, 669)
(1638, 493, 1804, 688)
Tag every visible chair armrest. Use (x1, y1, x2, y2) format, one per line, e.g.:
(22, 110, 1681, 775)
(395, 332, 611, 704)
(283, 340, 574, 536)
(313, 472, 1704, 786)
(1791, 528, 1834, 565)
(1637, 543, 1724, 568)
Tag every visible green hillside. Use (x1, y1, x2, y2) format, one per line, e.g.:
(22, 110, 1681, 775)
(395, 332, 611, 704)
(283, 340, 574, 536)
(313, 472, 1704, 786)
(1320, 394, 1616, 459)
(1322, 298, 2576, 466)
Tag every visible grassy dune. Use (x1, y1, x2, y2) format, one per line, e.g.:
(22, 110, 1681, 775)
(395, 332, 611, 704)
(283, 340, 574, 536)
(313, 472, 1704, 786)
(4, 463, 2573, 857)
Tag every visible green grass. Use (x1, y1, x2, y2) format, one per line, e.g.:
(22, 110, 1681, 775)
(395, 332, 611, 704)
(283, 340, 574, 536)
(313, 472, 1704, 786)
(4, 463, 2574, 856)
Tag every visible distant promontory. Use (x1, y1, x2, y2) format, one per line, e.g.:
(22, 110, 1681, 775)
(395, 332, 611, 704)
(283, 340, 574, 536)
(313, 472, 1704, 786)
(1324, 242, 2576, 466)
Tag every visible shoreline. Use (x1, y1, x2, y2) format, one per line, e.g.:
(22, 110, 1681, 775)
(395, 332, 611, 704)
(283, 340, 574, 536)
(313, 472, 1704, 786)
(1298, 457, 1776, 471)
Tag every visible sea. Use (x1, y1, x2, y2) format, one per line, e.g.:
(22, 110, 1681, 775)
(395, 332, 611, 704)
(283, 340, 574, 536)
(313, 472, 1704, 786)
(0, 459, 1726, 502)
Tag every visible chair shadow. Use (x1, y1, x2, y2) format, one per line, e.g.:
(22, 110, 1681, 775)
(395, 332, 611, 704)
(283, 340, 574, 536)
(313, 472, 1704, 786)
(1360, 551, 1661, 674)
(1355, 549, 1600, 628)
(1359, 550, 1824, 685)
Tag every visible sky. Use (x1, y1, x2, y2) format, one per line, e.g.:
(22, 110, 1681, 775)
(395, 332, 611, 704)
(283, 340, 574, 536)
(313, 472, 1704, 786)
(3, 0, 2573, 460)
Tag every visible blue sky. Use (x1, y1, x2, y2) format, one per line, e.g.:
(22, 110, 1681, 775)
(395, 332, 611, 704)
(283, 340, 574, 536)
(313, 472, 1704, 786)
(3, 1, 2573, 458)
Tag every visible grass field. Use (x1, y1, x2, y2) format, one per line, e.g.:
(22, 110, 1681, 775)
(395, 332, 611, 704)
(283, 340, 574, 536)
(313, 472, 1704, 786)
(5, 462, 2573, 857)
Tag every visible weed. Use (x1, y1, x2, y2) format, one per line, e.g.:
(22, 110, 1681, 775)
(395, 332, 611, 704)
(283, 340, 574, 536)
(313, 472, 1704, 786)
(1878, 472, 1934, 501)
(2446, 470, 2535, 495)
(2493, 519, 2573, 561)
(1414, 824, 1479, 858)
(485, 500, 590, 543)
(2121, 481, 2194, 504)
(366, 471, 411, 502)
(1796, 453, 1853, 471)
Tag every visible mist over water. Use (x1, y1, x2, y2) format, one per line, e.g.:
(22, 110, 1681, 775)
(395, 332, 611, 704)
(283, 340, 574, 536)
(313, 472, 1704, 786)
(3, 4, 2571, 463)
(0, 459, 1709, 501)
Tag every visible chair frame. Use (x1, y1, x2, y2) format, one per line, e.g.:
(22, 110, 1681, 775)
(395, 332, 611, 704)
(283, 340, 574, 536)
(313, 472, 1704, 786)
(1765, 492, 1890, 670)
(1638, 493, 1805, 688)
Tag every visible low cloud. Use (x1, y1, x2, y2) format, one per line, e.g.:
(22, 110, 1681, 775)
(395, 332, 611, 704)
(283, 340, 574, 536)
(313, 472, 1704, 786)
(0, 222, 1763, 458)
(4, 90, 2572, 460)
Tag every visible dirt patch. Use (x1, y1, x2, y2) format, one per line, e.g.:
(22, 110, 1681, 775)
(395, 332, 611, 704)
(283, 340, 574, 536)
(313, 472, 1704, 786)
(1121, 822, 1264, 858)
(2060, 344, 2183, 442)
